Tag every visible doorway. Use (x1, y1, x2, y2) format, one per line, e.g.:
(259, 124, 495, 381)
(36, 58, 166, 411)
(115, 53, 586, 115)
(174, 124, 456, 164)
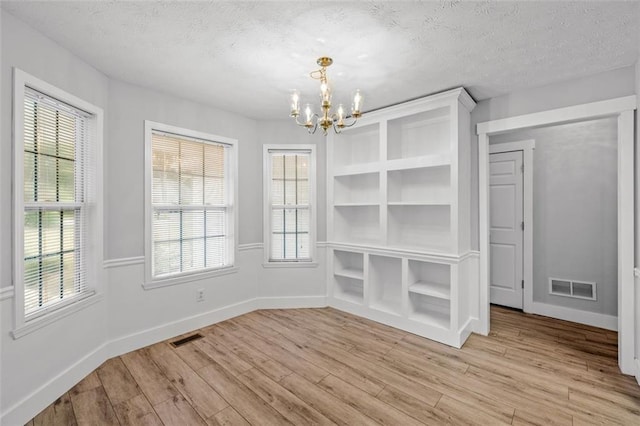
(476, 95, 636, 374)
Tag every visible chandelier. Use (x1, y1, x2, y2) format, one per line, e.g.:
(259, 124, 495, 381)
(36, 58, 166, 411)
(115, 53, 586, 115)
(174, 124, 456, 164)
(289, 57, 364, 135)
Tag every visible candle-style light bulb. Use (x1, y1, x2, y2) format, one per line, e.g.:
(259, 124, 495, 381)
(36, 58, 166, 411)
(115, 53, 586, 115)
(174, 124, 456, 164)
(290, 90, 300, 116)
(303, 103, 315, 126)
(351, 89, 363, 117)
(320, 80, 331, 105)
(337, 104, 345, 126)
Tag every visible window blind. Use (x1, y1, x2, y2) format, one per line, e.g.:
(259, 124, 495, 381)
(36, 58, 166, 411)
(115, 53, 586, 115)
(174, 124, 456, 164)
(269, 151, 311, 260)
(23, 87, 92, 317)
(151, 131, 230, 277)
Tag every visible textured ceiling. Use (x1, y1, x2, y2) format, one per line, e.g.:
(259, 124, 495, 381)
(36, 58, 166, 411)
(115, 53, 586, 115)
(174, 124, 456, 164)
(3, 1, 639, 119)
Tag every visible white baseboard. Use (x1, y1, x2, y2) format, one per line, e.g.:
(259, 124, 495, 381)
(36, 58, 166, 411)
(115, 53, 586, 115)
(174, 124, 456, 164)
(256, 295, 327, 310)
(468, 317, 487, 336)
(458, 318, 475, 345)
(530, 301, 617, 331)
(1, 295, 328, 426)
(1, 342, 107, 426)
(106, 298, 258, 358)
(635, 359, 640, 386)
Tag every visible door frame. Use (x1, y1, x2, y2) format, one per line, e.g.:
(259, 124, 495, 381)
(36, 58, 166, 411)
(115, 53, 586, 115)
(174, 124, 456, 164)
(489, 140, 534, 312)
(476, 95, 636, 375)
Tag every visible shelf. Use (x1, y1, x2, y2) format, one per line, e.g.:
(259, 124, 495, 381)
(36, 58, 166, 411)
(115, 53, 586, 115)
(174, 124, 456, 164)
(333, 205, 380, 245)
(388, 108, 450, 160)
(409, 309, 450, 330)
(408, 260, 451, 301)
(333, 163, 380, 177)
(409, 281, 450, 300)
(334, 203, 379, 207)
(386, 154, 450, 171)
(333, 123, 380, 168)
(333, 250, 364, 280)
(334, 171, 379, 205)
(334, 275, 364, 305)
(387, 166, 450, 205)
(409, 292, 450, 330)
(387, 201, 450, 206)
(388, 204, 451, 252)
(335, 268, 364, 280)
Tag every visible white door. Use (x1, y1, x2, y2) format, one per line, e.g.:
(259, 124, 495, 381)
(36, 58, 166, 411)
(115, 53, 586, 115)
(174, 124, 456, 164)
(489, 151, 524, 309)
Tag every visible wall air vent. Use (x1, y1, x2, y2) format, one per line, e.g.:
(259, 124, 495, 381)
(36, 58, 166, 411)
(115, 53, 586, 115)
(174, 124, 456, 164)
(549, 278, 596, 300)
(170, 333, 204, 348)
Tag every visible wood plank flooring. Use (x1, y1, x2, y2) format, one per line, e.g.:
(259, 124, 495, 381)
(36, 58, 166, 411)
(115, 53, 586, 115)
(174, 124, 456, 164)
(26, 306, 640, 425)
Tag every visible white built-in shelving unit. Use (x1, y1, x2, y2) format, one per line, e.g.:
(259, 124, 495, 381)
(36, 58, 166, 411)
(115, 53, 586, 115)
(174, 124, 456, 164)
(327, 88, 479, 348)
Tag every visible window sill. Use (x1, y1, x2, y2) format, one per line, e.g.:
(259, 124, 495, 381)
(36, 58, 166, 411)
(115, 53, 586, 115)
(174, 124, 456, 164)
(143, 266, 239, 290)
(262, 261, 319, 269)
(11, 292, 102, 339)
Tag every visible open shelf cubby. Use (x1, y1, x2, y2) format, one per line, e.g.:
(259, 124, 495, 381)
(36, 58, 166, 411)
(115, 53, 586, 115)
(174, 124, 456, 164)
(408, 260, 451, 300)
(409, 293, 450, 329)
(387, 166, 450, 205)
(387, 107, 450, 160)
(387, 205, 451, 252)
(333, 275, 364, 305)
(369, 255, 402, 316)
(333, 123, 380, 168)
(333, 205, 380, 245)
(334, 172, 379, 206)
(333, 250, 364, 280)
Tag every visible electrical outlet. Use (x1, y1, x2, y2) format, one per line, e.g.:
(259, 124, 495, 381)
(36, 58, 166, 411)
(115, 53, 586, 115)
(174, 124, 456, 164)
(196, 289, 205, 302)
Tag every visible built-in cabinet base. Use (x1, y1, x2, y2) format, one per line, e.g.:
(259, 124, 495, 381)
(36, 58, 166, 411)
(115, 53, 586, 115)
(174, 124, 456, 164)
(328, 244, 479, 348)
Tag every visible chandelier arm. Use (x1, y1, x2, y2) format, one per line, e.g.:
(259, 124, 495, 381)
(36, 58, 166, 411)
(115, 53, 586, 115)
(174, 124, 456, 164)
(340, 117, 359, 128)
(330, 114, 359, 132)
(292, 115, 309, 127)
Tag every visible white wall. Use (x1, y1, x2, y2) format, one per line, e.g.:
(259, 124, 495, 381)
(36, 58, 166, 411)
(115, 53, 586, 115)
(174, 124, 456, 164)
(1, 12, 328, 425)
(471, 66, 637, 250)
(491, 118, 618, 316)
(1, 11, 110, 423)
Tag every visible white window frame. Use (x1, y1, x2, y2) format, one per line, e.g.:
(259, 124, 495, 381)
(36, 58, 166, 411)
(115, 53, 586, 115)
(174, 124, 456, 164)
(144, 121, 238, 289)
(12, 68, 104, 339)
(263, 144, 317, 267)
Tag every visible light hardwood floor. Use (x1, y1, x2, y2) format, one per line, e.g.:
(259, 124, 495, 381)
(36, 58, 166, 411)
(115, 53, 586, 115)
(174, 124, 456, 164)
(26, 306, 640, 425)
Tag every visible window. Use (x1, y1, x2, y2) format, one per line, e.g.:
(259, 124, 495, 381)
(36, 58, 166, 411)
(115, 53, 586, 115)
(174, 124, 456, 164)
(263, 145, 316, 263)
(145, 121, 237, 287)
(13, 69, 103, 333)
